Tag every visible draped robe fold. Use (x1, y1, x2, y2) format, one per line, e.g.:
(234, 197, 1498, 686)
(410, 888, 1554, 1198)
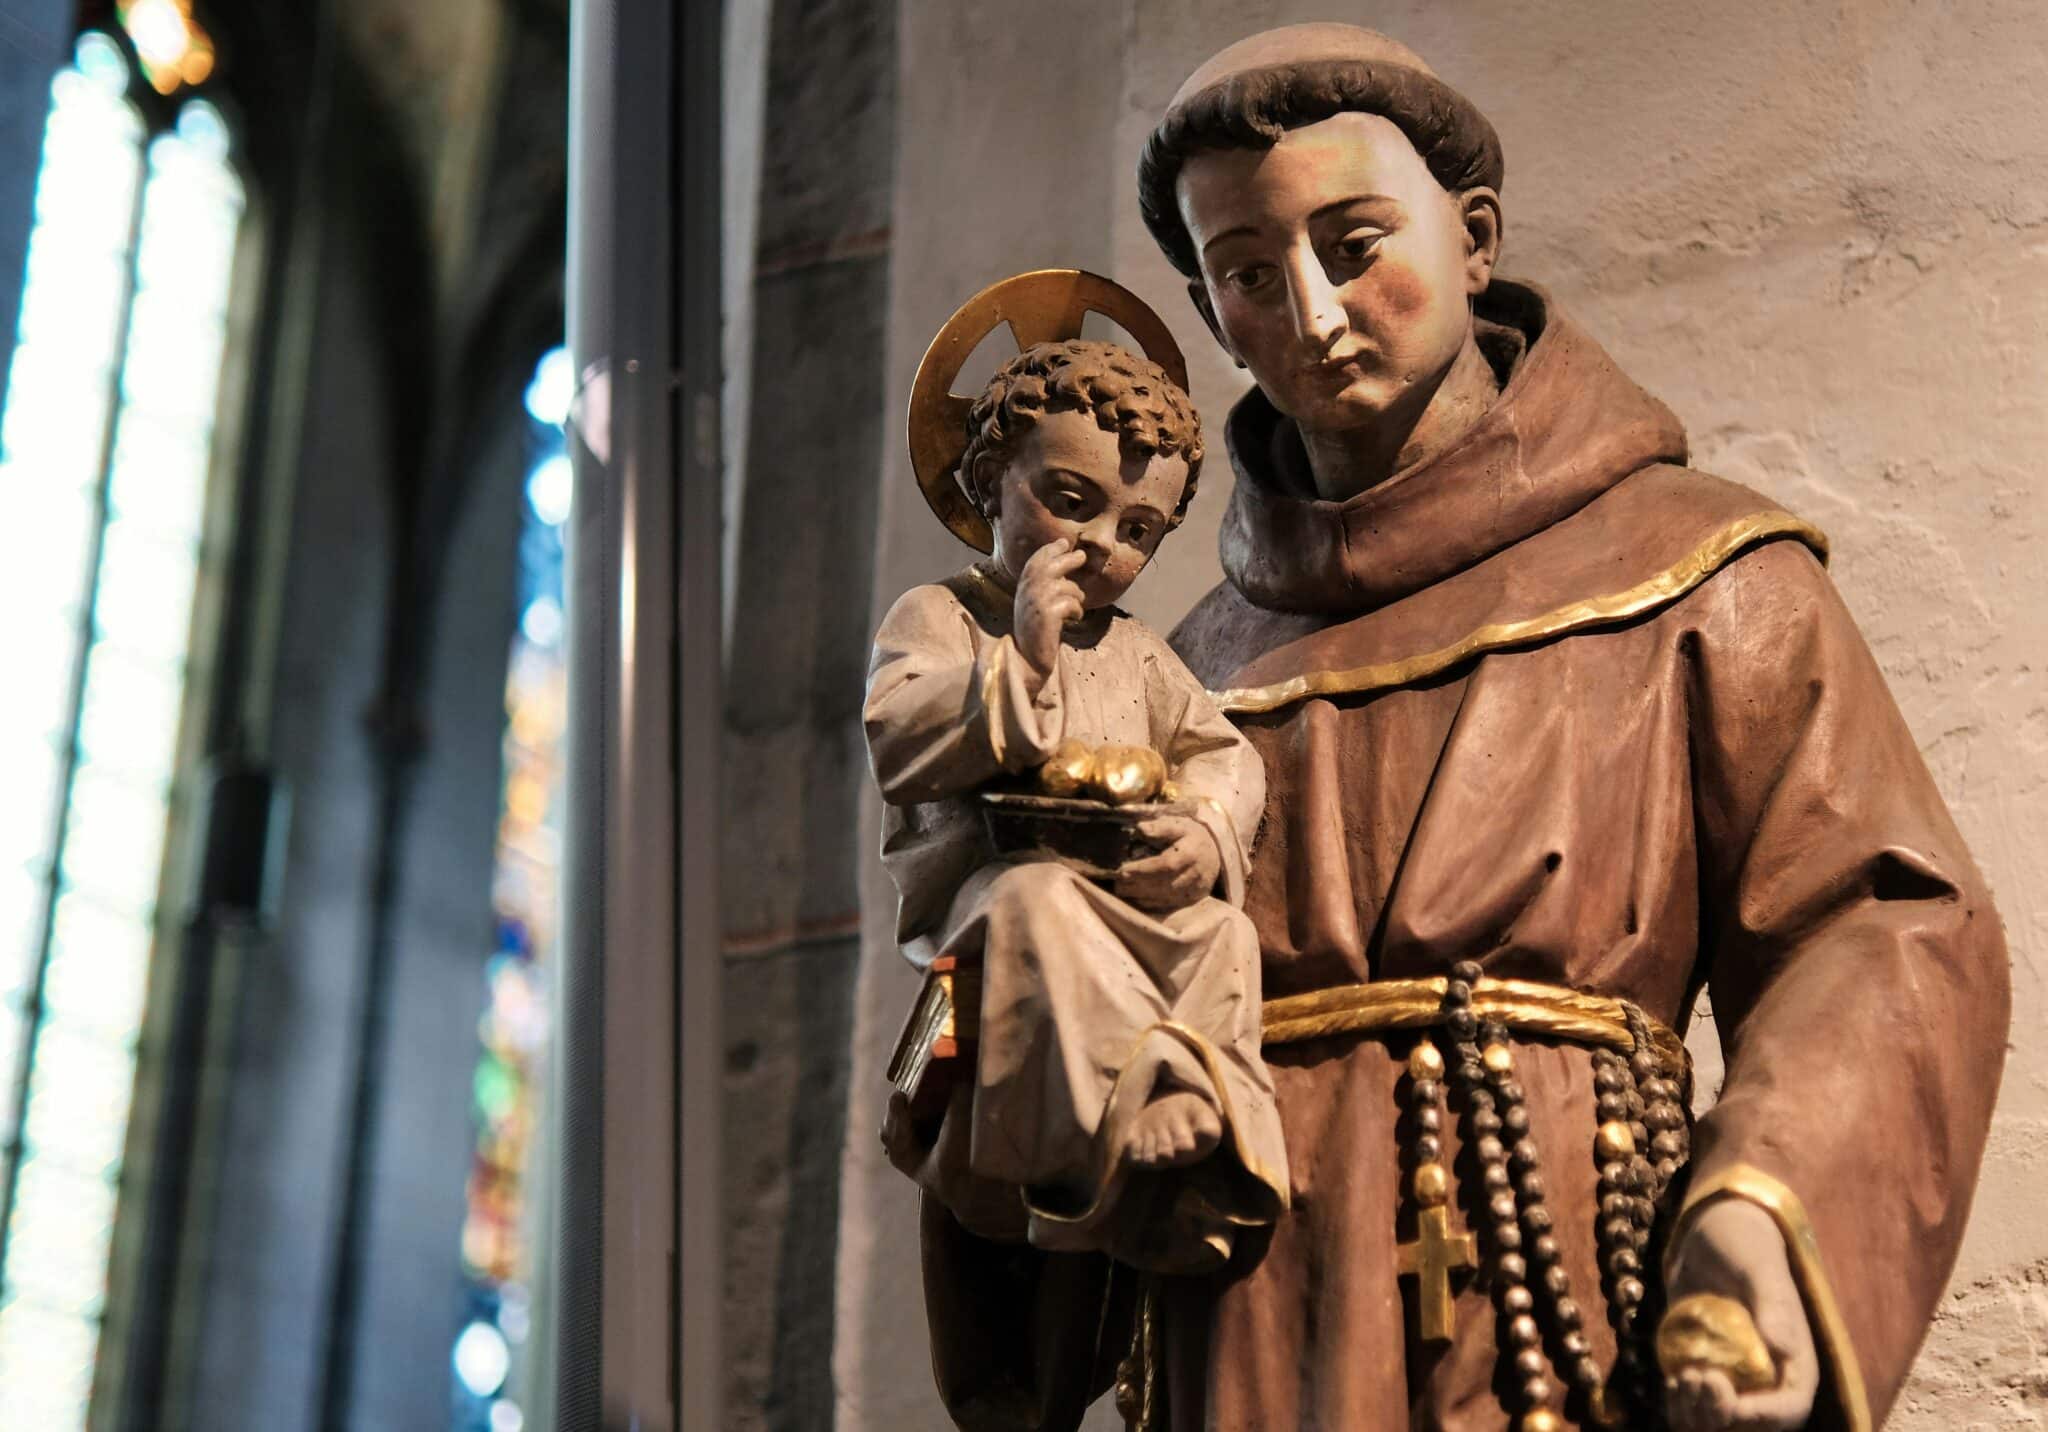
(904, 282, 2009, 1431)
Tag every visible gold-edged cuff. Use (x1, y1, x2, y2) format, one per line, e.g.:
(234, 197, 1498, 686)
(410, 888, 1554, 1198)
(1671, 1163, 1871, 1432)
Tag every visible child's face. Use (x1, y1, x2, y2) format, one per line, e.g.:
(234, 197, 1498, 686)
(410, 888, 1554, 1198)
(987, 409, 1189, 610)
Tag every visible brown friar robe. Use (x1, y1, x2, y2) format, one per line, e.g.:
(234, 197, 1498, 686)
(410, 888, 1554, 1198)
(904, 281, 2009, 1432)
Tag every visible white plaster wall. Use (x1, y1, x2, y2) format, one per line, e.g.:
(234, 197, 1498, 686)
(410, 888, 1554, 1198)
(839, 4, 2048, 1424)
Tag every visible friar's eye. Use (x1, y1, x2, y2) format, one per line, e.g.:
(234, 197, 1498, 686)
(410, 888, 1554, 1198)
(1123, 522, 1152, 544)
(1333, 230, 1384, 265)
(1226, 265, 1272, 294)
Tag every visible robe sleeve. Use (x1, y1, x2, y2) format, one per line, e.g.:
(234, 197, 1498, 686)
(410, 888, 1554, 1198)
(1679, 539, 2010, 1427)
(865, 583, 1067, 804)
(1141, 635, 1266, 907)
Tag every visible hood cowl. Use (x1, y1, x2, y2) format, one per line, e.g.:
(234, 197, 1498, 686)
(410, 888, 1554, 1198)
(1220, 281, 1688, 615)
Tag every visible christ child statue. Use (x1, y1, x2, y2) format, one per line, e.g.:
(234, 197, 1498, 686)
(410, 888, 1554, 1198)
(864, 338, 1288, 1272)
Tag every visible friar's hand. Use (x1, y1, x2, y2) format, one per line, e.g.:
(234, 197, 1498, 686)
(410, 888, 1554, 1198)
(1115, 813, 1221, 911)
(1661, 1199, 1819, 1432)
(1012, 538, 1087, 679)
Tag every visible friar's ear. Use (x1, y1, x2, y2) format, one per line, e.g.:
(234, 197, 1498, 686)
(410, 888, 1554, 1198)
(1186, 277, 1245, 370)
(1460, 186, 1503, 297)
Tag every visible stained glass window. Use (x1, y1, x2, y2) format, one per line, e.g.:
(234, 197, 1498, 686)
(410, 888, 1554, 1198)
(452, 346, 571, 1432)
(0, 33, 244, 1429)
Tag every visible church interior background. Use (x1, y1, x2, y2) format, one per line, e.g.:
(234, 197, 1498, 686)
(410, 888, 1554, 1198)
(0, 1, 2041, 1430)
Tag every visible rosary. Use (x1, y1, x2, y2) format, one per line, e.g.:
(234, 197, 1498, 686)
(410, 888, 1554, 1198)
(1398, 961, 1693, 1430)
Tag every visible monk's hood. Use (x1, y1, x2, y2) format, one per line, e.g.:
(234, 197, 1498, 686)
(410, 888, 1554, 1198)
(1219, 281, 1689, 614)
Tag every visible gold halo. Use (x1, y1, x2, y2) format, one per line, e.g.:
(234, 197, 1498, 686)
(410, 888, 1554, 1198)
(908, 269, 1191, 553)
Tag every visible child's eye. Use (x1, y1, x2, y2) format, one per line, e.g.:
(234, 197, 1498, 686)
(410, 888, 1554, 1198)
(1225, 265, 1272, 294)
(1123, 522, 1153, 544)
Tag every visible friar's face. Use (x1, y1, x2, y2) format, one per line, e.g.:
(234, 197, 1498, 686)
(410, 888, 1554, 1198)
(1176, 111, 1499, 435)
(987, 409, 1187, 611)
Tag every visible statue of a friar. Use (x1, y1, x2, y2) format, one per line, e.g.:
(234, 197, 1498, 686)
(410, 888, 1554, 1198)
(884, 24, 2010, 1432)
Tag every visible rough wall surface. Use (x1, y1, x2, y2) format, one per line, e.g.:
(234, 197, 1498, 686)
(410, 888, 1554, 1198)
(835, 2, 2047, 1425)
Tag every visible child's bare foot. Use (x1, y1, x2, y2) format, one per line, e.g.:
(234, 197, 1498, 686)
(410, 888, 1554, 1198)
(1124, 1091, 1222, 1169)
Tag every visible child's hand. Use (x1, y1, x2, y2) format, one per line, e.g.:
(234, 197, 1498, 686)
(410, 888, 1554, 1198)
(1013, 538, 1088, 679)
(1116, 813, 1221, 911)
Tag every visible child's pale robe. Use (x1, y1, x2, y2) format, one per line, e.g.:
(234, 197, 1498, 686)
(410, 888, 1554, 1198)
(902, 284, 2010, 1432)
(866, 567, 1290, 1265)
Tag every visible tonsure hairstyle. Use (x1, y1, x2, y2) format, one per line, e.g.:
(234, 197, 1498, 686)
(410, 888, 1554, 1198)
(962, 338, 1204, 530)
(1138, 59, 1505, 277)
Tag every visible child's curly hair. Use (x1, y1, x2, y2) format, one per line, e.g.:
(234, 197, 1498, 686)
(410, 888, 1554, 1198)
(960, 339, 1204, 530)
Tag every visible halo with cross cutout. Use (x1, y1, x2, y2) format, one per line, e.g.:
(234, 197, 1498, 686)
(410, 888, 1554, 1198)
(907, 269, 1191, 553)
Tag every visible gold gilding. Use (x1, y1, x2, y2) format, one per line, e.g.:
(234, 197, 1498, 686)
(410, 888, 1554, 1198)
(908, 270, 1191, 553)
(1261, 976, 1688, 1075)
(1210, 513, 1831, 714)
(1656, 1292, 1778, 1393)
(1672, 1164, 1872, 1432)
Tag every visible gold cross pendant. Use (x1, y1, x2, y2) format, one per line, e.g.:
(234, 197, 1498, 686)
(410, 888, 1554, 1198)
(1397, 1204, 1478, 1342)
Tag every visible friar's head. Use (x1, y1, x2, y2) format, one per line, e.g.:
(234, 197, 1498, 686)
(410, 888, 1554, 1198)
(1138, 24, 1504, 437)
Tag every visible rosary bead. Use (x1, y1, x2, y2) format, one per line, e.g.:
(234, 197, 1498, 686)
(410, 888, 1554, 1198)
(1640, 1078, 1675, 1104)
(1501, 1284, 1534, 1314)
(1633, 1196, 1658, 1226)
(1520, 1376, 1555, 1411)
(1411, 1078, 1442, 1106)
(1408, 1041, 1446, 1081)
(1476, 1135, 1506, 1165)
(1573, 1356, 1604, 1394)
(1489, 1191, 1519, 1224)
(1513, 1348, 1547, 1380)
(1413, 1163, 1450, 1207)
(1509, 1141, 1538, 1170)
(1530, 1234, 1560, 1265)
(1415, 1104, 1442, 1133)
(1609, 1248, 1641, 1276)
(1629, 1051, 1659, 1082)
(1543, 1265, 1572, 1296)
(1415, 1134, 1442, 1164)
(1498, 1253, 1528, 1284)
(1600, 1192, 1631, 1220)
(1595, 1094, 1628, 1122)
(1561, 1329, 1591, 1359)
(1504, 1106, 1531, 1136)
(1447, 1010, 1479, 1041)
(1601, 1216, 1634, 1246)
(1629, 1121, 1650, 1150)
(1598, 1160, 1628, 1188)
(1482, 1042, 1515, 1077)
(1650, 1130, 1684, 1160)
(1613, 1275, 1645, 1308)
(1523, 1205, 1554, 1236)
(1451, 960, 1484, 984)
(1494, 1221, 1524, 1252)
(1508, 1313, 1541, 1349)
(1594, 1121, 1636, 1162)
(1646, 1103, 1684, 1133)
(1497, 1079, 1526, 1105)
(1593, 1062, 1626, 1094)
(1655, 1157, 1680, 1185)
(1552, 1296, 1582, 1329)
(1473, 1108, 1503, 1138)
(1518, 1171, 1548, 1204)
(1483, 1164, 1511, 1192)
(1468, 1087, 1497, 1111)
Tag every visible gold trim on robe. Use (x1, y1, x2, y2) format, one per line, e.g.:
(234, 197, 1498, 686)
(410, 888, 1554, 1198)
(1211, 512, 1831, 714)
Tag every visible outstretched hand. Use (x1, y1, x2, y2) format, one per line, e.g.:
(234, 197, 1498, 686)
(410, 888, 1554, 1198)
(1115, 813, 1220, 912)
(1661, 1199, 1820, 1432)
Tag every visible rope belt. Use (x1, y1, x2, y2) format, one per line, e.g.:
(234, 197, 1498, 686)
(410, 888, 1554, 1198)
(1261, 975, 1690, 1085)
